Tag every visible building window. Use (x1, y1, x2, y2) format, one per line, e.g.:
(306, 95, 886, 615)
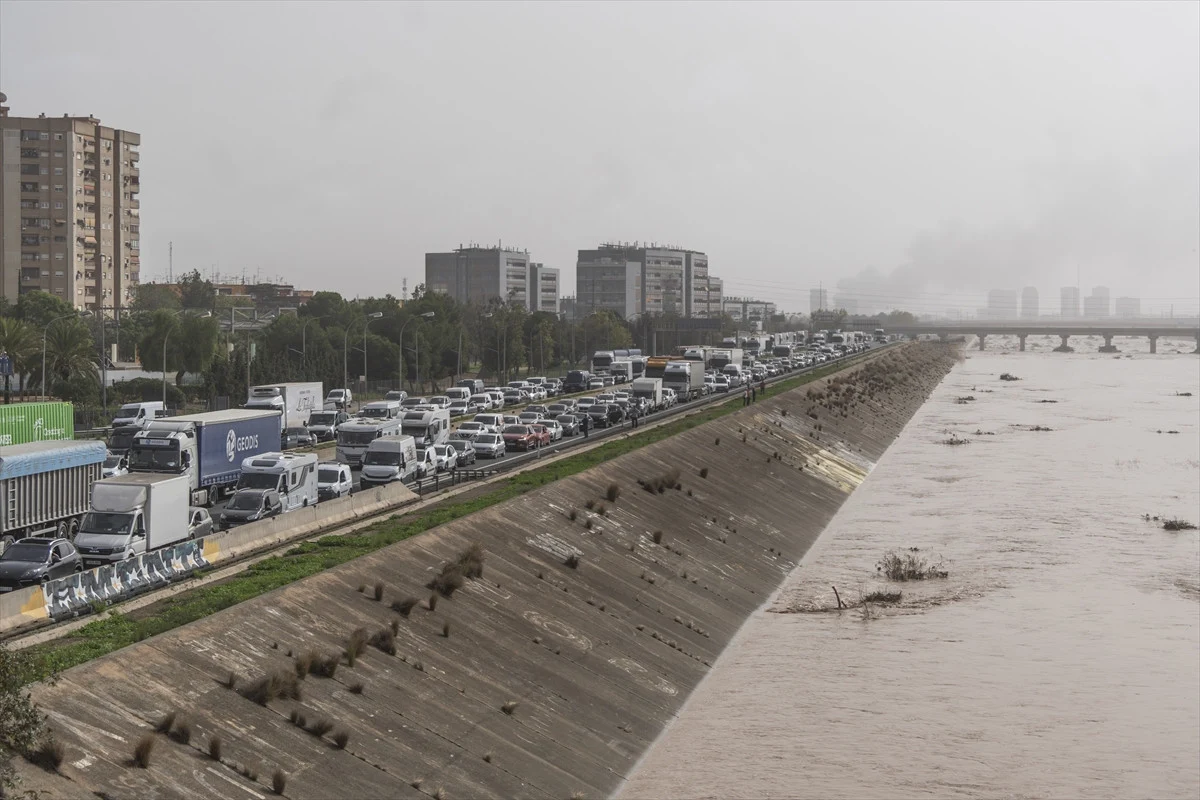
(55, 253, 64, 260)
(53, 133, 63, 141)
(53, 184, 64, 193)
(39, 132, 49, 140)
(54, 201, 64, 209)
(40, 166, 48, 175)
(40, 201, 50, 209)
(54, 167, 63, 176)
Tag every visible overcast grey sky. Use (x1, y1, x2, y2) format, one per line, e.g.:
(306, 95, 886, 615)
(3, 1, 1197, 314)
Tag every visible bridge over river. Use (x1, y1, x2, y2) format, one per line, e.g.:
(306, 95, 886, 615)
(883, 320, 1200, 353)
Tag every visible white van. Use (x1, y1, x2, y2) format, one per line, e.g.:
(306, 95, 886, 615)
(237, 451, 319, 512)
(444, 387, 471, 403)
(722, 364, 745, 388)
(358, 400, 402, 420)
(360, 436, 418, 487)
(111, 401, 166, 429)
(336, 417, 402, 467)
(472, 413, 503, 430)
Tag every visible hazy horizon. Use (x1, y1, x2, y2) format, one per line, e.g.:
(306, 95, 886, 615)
(3, 0, 1197, 315)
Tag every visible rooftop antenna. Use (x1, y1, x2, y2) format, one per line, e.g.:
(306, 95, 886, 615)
(402, 277, 408, 301)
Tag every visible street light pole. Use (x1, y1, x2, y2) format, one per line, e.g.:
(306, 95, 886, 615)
(398, 311, 435, 394)
(42, 311, 89, 400)
(301, 315, 326, 363)
(343, 312, 383, 394)
(363, 311, 383, 389)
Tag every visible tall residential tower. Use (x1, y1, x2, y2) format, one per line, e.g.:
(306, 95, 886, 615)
(1, 97, 141, 310)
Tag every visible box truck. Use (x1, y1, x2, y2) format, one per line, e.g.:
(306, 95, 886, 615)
(0, 401, 74, 446)
(630, 377, 664, 411)
(73, 473, 191, 567)
(663, 361, 705, 402)
(0, 439, 106, 544)
(707, 348, 744, 371)
(127, 409, 281, 506)
(245, 382, 322, 430)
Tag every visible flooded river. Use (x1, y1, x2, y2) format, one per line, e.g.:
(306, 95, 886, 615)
(620, 337, 1200, 800)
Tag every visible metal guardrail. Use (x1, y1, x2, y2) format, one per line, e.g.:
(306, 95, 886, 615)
(410, 467, 500, 497)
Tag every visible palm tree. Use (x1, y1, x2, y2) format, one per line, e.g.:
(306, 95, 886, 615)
(0, 317, 38, 402)
(44, 320, 99, 387)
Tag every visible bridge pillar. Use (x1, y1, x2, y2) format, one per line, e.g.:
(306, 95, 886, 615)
(977, 334, 987, 350)
(1099, 334, 1118, 353)
(1054, 334, 1073, 353)
(1018, 334, 1027, 352)
(1149, 335, 1158, 354)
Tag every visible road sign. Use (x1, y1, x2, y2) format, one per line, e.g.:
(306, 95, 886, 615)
(0, 354, 12, 376)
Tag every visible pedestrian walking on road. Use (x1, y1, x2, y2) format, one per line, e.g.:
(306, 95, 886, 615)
(743, 386, 750, 407)
(760, 378, 767, 397)
(631, 407, 639, 428)
(582, 414, 591, 438)
(752, 386, 757, 403)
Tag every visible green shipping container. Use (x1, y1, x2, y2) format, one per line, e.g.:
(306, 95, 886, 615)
(0, 402, 75, 446)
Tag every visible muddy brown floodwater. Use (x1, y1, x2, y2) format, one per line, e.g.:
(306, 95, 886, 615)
(620, 338, 1200, 800)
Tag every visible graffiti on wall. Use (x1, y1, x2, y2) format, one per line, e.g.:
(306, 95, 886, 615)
(44, 540, 210, 620)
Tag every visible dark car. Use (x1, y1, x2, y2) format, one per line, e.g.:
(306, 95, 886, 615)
(0, 537, 82, 591)
(281, 426, 314, 450)
(218, 489, 283, 528)
(587, 404, 616, 428)
(501, 424, 537, 451)
(306, 410, 349, 442)
(447, 439, 478, 467)
(557, 413, 581, 436)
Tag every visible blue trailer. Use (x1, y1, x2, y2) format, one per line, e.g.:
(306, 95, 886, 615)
(127, 409, 281, 506)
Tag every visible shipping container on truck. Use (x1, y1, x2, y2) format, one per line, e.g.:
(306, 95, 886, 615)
(643, 357, 672, 380)
(0, 439, 106, 544)
(74, 473, 191, 567)
(0, 401, 74, 446)
(127, 409, 281, 506)
(707, 348, 744, 371)
(663, 361, 705, 402)
(245, 382, 323, 430)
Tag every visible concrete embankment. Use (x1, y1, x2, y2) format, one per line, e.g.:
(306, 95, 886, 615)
(16, 344, 958, 800)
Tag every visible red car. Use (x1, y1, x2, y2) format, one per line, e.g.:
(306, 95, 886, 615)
(527, 424, 552, 447)
(502, 424, 537, 451)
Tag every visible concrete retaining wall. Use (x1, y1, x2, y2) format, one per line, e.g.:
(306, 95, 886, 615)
(0, 482, 418, 636)
(16, 344, 958, 799)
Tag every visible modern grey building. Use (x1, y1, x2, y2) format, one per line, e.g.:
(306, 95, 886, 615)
(1, 98, 141, 310)
(1060, 286, 1080, 318)
(576, 243, 716, 320)
(809, 288, 829, 314)
(1084, 286, 1111, 318)
(1020, 286, 1039, 318)
(425, 246, 532, 309)
(1115, 296, 1141, 317)
(722, 297, 777, 330)
(527, 263, 560, 314)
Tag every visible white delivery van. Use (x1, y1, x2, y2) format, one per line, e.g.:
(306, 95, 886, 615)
(360, 436, 418, 486)
(111, 401, 167, 429)
(357, 400, 403, 420)
(237, 451, 319, 512)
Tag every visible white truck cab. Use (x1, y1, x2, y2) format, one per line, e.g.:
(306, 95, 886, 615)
(360, 436, 418, 486)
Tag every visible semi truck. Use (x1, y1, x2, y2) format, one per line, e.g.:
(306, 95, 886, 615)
(591, 350, 615, 375)
(630, 377, 664, 411)
(644, 357, 672, 380)
(0, 401, 74, 446)
(707, 348, 744, 371)
(127, 409, 282, 506)
(245, 382, 322, 431)
(73, 473, 191, 568)
(608, 360, 634, 383)
(663, 360, 705, 402)
(0, 439, 106, 544)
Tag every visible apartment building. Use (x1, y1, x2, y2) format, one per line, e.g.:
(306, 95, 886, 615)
(425, 246, 532, 308)
(1114, 296, 1141, 318)
(576, 243, 713, 319)
(1083, 286, 1111, 318)
(809, 287, 828, 314)
(0, 98, 141, 311)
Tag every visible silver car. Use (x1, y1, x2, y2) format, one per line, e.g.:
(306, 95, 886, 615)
(473, 433, 506, 459)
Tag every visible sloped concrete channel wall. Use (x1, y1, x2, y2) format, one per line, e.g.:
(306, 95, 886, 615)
(20, 345, 958, 800)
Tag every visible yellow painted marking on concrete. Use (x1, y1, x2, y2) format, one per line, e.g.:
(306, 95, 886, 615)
(20, 588, 48, 619)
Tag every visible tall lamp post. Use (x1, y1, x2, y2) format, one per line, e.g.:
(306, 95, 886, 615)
(42, 310, 91, 400)
(398, 311, 435, 393)
(300, 315, 328, 364)
(162, 310, 212, 406)
(343, 312, 383, 392)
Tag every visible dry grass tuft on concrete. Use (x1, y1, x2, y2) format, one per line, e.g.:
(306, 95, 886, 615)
(564, 553, 580, 569)
(369, 627, 397, 655)
(169, 718, 192, 746)
(243, 669, 302, 705)
(391, 597, 420, 617)
(272, 768, 287, 795)
(877, 549, 948, 581)
(154, 711, 176, 734)
(207, 735, 222, 762)
(606, 483, 621, 502)
(373, 582, 385, 601)
(132, 734, 155, 768)
(501, 700, 519, 715)
(348, 682, 364, 695)
(333, 730, 350, 749)
(28, 735, 65, 773)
